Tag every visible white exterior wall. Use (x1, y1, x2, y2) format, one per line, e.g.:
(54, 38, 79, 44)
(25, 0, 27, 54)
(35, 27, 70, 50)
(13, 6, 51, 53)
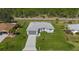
(39, 28, 54, 33)
(71, 30, 79, 34)
(27, 29, 54, 35)
(45, 29, 54, 33)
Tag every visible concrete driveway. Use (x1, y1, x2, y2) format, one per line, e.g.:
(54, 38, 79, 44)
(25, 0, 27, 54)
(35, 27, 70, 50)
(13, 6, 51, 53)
(23, 35, 37, 51)
(0, 34, 8, 43)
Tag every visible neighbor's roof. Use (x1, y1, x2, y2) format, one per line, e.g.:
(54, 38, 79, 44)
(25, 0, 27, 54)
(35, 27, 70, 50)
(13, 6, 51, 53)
(0, 23, 16, 32)
(27, 22, 54, 31)
(68, 24, 79, 31)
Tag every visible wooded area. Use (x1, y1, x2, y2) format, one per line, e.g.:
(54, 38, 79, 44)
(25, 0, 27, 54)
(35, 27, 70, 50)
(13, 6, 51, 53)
(0, 8, 79, 22)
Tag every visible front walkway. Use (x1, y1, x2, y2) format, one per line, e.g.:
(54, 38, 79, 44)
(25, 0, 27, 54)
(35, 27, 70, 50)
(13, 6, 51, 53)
(23, 35, 37, 51)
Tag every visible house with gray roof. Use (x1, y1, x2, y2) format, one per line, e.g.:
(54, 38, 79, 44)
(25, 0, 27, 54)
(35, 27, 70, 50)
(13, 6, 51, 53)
(27, 22, 54, 35)
(67, 24, 79, 34)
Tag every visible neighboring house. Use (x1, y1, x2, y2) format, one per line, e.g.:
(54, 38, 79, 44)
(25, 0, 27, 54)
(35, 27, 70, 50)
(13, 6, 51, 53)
(0, 23, 16, 35)
(0, 23, 17, 43)
(27, 22, 54, 35)
(67, 24, 79, 34)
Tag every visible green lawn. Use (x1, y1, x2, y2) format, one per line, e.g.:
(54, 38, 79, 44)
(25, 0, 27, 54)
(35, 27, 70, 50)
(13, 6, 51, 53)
(0, 20, 75, 51)
(36, 22, 74, 51)
(0, 20, 29, 51)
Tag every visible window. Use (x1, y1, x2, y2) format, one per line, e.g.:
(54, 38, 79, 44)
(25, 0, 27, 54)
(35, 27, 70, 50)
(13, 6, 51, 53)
(49, 29, 52, 30)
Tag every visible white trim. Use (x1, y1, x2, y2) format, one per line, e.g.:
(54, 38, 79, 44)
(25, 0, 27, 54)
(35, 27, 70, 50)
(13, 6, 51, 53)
(71, 31, 79, 34)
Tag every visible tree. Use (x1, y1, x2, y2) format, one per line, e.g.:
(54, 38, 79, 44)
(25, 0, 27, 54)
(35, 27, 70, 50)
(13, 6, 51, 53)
(0, 9, 14, 22)
(56, 18, 59, 23)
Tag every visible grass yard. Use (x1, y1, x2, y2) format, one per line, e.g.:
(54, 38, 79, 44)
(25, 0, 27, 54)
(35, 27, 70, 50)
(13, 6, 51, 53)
(36, 21, 74, 51)
(0, 20, 29, 51)
(0, 20, 78, 51)
(65, 31, 79, 51)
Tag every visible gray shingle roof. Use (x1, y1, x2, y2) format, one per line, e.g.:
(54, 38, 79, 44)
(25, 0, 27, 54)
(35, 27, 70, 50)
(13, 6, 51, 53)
(68, 24, 79, 31)
(27, 22, 54, 31)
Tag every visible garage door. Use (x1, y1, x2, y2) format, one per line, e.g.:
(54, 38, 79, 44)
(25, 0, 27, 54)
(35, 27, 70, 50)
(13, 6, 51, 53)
(29, 31, 37, 35)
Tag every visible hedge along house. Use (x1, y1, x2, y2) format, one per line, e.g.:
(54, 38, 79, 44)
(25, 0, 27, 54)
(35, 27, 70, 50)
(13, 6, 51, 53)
(0, 23, 17, 35)
(67, 24, 79, 34)
(27, 22, 54, 36)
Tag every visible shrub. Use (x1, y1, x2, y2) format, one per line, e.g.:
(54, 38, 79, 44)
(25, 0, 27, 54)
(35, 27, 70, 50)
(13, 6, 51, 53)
(75, 32, 79, 35)
(64, 30, 73, 35)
